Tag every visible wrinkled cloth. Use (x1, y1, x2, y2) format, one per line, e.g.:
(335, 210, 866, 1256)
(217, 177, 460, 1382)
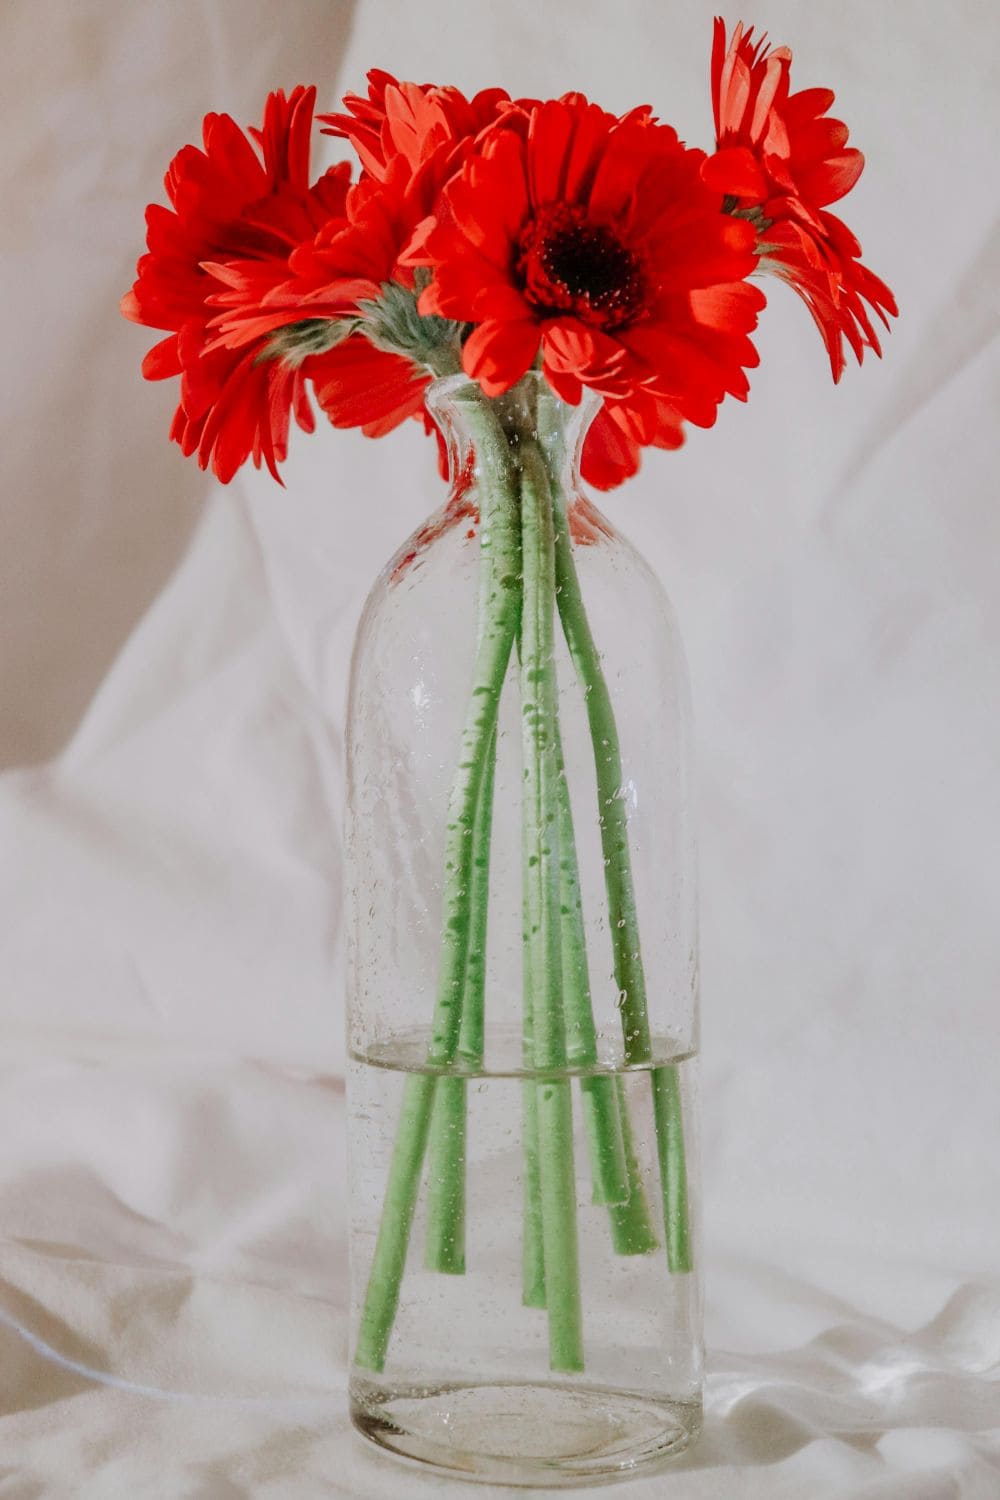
(0, 1054, 997, 1500)
(2, 0, 999, 1496)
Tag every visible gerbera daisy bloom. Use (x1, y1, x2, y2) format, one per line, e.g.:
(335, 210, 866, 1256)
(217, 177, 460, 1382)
(122, 86, 353, 481)
(206, 164, 450, 443)
(702, 18, 897, 380)
(411, 94, 763, 430)
(205, 76, 515, 447)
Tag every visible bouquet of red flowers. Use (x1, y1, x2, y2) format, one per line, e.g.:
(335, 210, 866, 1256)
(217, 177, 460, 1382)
(123, 19, 894, 491)
(123, 18, 895, 1483)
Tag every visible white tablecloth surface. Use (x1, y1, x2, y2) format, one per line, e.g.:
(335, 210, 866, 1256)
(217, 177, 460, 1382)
(2, 1, 997, 1495)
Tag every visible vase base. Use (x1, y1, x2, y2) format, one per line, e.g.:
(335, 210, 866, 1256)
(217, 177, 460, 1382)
(350, 1378, 701, 1487)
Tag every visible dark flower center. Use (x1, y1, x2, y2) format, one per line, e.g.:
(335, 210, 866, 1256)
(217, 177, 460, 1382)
(516, 204, 645, 329)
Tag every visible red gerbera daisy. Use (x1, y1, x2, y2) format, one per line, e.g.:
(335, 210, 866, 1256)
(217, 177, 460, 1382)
(411, 94, 764, 435)
(206, 76, 515, 446)
(206, 165, 441, 442)
(122, 87, 352, 481)
(702, 18, 897, 380)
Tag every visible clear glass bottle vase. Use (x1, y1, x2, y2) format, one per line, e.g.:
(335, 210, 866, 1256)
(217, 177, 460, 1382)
(345, 371, 701, 1485)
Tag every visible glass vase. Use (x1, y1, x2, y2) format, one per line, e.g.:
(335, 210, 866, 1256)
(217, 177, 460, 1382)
(344, 371, 701, 1486)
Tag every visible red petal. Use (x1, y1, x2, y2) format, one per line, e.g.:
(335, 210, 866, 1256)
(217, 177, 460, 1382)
(310, 337, 427, 434)
(462, 319, 540, 396)
(798, 149, 865, 205)
(541, 320, 630, 397)
(701, 146, 769, 199)
(782, 87, 836, 126)
(581, 403, 641, 490)
(140, 334, 182, 380)
(527, 100, 575, 204)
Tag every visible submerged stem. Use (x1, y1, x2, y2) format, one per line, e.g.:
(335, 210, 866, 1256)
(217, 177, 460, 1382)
(354, 1073, 436, 1373)
(607, 1075, 660, 1256)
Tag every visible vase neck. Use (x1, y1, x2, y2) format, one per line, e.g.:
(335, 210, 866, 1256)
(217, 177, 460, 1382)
(425, 372, 600, 497)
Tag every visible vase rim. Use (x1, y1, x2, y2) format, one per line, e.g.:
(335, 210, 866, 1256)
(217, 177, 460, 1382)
(425, 369, 601, 409)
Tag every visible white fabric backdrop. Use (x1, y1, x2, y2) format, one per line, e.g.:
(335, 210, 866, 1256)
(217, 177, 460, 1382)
(1, 1, 998, 1495)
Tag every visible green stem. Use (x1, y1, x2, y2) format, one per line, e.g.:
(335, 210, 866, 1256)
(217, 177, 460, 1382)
(521, 894, 547, 1308)
(517, 624, 547, 1310)
(424, 1077, 467, 1275)
(354, 409, 522, 1374)
(607, 1076, 659, 1255)
(520, 444, 584, 1372)
(559, 774, 657, 1252)
(353, 1072, 436, 1374)
(551, 717, 628, 1208)
(652, 1065, 691, 1272)
(424, 724, 496, 1274)
(458, 719, 496, 1066)
(552, 491, 692, 1275)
